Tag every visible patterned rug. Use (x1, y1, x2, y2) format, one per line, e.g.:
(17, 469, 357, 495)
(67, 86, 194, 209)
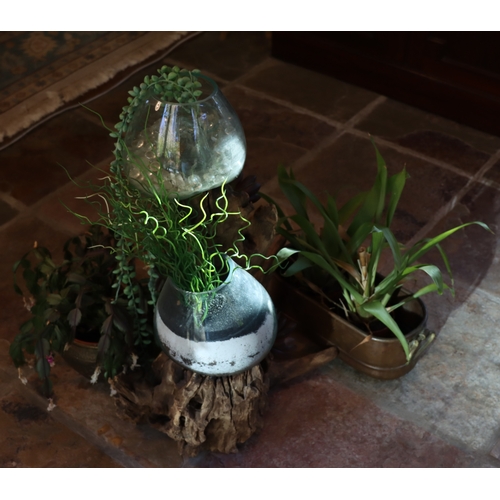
(0, 31, 197, 147)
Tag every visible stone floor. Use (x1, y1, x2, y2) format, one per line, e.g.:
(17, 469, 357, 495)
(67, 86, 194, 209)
(2, 31, 500, 467)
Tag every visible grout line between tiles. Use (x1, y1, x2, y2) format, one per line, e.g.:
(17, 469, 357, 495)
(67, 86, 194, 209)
(0, 191, 27, 213)
(404, 148, 500, 248)
(260, 129, 347, 196)
(228, 82, 344, 129)
(348, 130, 477, 180)
(0, 363, 144, 468)
(228, 57, 278, 86)
(343, 95, 388, 129)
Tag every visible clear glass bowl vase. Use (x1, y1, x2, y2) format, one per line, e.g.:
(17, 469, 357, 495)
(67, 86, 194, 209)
(123, 74, 246, 199)
(154, 257, 277, 376)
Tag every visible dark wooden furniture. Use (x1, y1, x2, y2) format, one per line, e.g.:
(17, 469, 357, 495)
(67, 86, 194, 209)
(272, 32, 500, 136)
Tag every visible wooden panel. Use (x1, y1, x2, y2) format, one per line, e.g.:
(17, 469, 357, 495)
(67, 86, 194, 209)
(272, 32, 500, 137)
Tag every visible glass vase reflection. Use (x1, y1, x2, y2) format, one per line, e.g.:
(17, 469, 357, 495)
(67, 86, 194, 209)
(123, 75, 246, 199)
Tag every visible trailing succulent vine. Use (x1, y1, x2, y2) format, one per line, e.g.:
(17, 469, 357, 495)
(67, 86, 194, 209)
(77, 174, 258, 294)
(87, 63, 278, 295)
(110, 65, 203, 140)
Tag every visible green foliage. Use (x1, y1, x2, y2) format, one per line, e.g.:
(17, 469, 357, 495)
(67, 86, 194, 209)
(76, 65, 276, 294)
(266, 141, 491, 361)
(112, 65, 203, 138)
(11, 64, 278, 397)
(75, 164, 262, 293)
(10, 226, 159, 397)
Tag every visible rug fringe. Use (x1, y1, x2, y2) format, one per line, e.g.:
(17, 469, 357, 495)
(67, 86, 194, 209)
(0, 31, 196, 145)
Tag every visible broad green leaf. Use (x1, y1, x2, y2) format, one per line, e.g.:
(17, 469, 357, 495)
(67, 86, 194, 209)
(387, 283, 450, 313)
(66, 272, 86, 285)
(277, 166, 309, 220)
(386, 168, 407, 227)
(407, 221, 491, 264)
(12, 258, 25, 275)
(9, 340, 25, 367)
(332, 258, 361, 283)
(98, 332, 111, 361)
(44, 307, 60, 323)
(299, 251, 364, 304)
(326, 195, 339, 227)
(290, 214, 326, 251)
(361, 300, 410, 360)
(346, 221, 375, 255)
(338, 192, 367, 225)
(348, 155, 387, 237)
(275, 247, 300, 261)
(432, 242, 454, 285)
(23, 268, 37, 293)
(401, 264, 445, 293)
(375, 226, 402, 271)
(368, 230, 385, 289)
(39, 263, 55, 275)
(20, 320, 34, 335)
(323, 218, 351, 262)
(283, 178, 350, 260)
(282, 255, 314, 277)
(373, 266, 403, 298)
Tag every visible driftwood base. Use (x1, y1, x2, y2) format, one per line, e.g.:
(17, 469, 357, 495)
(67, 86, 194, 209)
(111, 313, 338, 457)
(111, 354, 269, 457)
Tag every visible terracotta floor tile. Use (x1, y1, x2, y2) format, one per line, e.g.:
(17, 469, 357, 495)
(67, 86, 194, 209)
(0, 388, 120, 468)
(166, 32, 272, 81)
(223, 86, 336, 183)
(483, 159, 500, 185)
(35, 162, 112, 235)
(423, 181, 500, 297)
(324, 286, 500, 459)
(0, 199, 18, 226)
(198, 374, 472, 467)
(355, 99, 500, 174)
(241, 59, 379, 122)
(0, 110, 114, 205)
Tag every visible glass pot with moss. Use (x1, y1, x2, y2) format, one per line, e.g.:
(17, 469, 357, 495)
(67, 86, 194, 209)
(117, 66, 246, 199)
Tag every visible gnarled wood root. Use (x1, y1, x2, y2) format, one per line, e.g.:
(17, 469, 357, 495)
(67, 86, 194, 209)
(111, 353, 269, 457)
(111, 311, 339, 457)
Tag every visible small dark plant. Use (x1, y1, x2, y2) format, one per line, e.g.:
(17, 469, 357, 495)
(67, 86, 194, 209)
(10, 226, 159, 397)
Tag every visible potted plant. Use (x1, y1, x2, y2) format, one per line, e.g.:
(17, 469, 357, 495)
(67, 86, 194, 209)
(10, 64, 280, 397)
(264, 141, 490, 379)
(10, 225, 158, 397)
(73, 65, 279, 377)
